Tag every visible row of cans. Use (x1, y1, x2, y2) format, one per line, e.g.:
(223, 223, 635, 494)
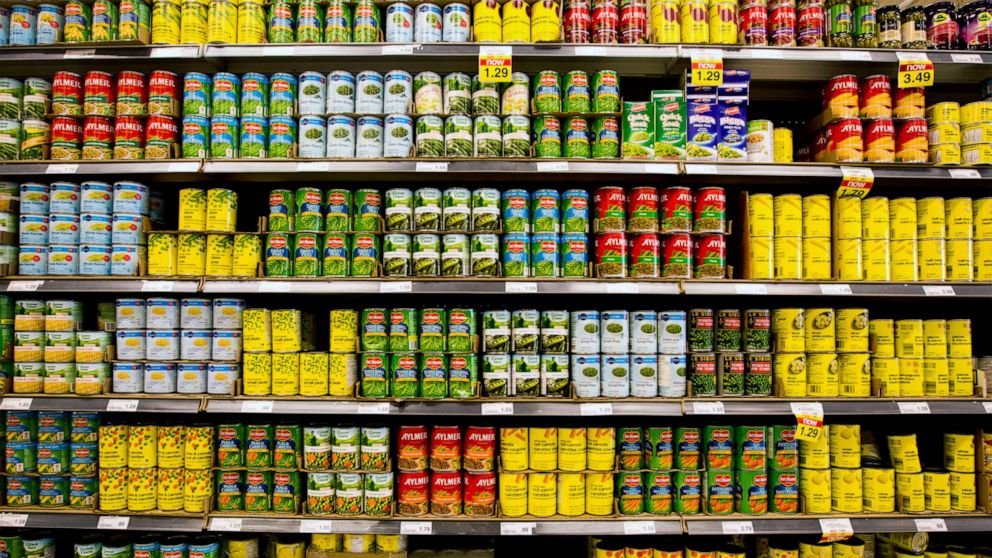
(48, 70, 181, 118)
(1, 0, 149, 46)
(356, 307, 476, 354)
(214, 424, 389, 471)
(13, 330, 112, 362)
(96, 423, 213, 469)
(176, 188, 239, 232)
(0, 77, 52, 120)
(685, 308, 771, 353)
(240, 351, 359, 397)
(214, 469, 391, 515)
(4, 474, 98, 509)
(358, 352, 477, 399)
(111, 362, 240, 394)
(146, 233, 261, 278)
(18, 245, 144, 277)
(116, 297, 245, 330)
(97, 466, 211, 513)
(17, 180, 154, 216)
(10, 363, 113, 395)
(798, 354, 975, 398)
(115, 329, 242, 361)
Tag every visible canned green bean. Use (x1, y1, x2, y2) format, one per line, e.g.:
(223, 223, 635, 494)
(564, 117, 591, 158)
(533, 71, 561, 114)
(351, 233, 380, 277)
(390, 308, 418, 352)
(442, 188, 471, 231)
(412, 233, 440, 277)
(471, 76, 500, 115)
(534, 116, 562, 158)
(443, 73, 471, 115)
(416, 116, 444, 158)
(474, 115, 501, 158)
(383, 234, 411, 276)
(441, 234, 469, 277)
(502, 115, 531, 158)
(471, 234, 499, 277)
(414, 188, 441, 231)
(471, 188, 500, 231)
(385, 189, 413, 231)
(445, 115, 472, 157)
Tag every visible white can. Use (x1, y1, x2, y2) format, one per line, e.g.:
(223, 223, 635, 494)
(630, 310, 658, 354)
(384, 71, 413, 114)
(326, 115, 356, 158)
(19, 214, 49, 245)
(570, 354, 600, 397)
(18, 246, 48, 276)
(630, 354, 658, 397)
(658, 311, 688, 354)
(112, 181, 150, 215)
(746, 120, 774, 162)
(180, 298, 212, 329)
(177, 363, 207, 393)
(111, 245, 145, 276)
(146, 298, 179, 329)
(115, 299, 146, 329)
(414, 3, 442, 43)
(658, 354, 688, 397)
(49, 182, 81, 214)
(298, 71, 327, 116)
(143, 362, 177, 393)
(212, 298, 245, 329)
(600, 311, 630, 354)
(211, 330, 242, 361)
(383, 114, 414, 158)
(112, 362, 144, 393)
(111, 213, 144, 245)
(442, 3, 470, 42)
(48, 245, 79, 275)
(19, 182, 50, 215)
(385, 3, 414, 42)
(355, 71, 384, 114)
(80, 181, 113, 213)
(180, 330, 212, 360)
(207, 363, 240, 394)
(327, 71, 356, 113)
(48, 213, 80, 245)
(146, 329, 180, 360)
(355, 116, 384, 158)
(299, 115, 327, 159)
(79, 245, 112, 276)
(115, 330, 146, 361)
(79, 213, 113, 244)
(600, 354, 630, 397)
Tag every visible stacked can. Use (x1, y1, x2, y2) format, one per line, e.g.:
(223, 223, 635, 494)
(615, 427, 682, 515)
(884, 431, 976, 513)
(3, 0, 150, 45)
(0, 77, 52, 161)
(927, 101, 962, 165)
(0, 182, 15, 274)
(857, 195, 889, 281)
(831, 194, 863, 281)
(500, 189, 589, 279)
(0, 295, 10, 380)
(959, 101, 992, 166)
(480, 309, 565, 398)
(395, 425, 491, 518)
(687, 308, 770, 397)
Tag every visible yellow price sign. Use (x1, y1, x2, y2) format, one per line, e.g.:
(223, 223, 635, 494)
(479, 46, 512, 84)
(896, 53, 934, 88)
(837, 166, 875, 199)
(690, 49, 724, 87)
(790, 402, 824, 442)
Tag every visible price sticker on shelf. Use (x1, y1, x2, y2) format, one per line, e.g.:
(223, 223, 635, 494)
(536, 161, 569, 172)
(690, 401, 725, 415)
(415, 162, 448, 172)
(379, 281, 413, 293)
(791, 402, 825, 442)
(106, 399, 139, 412)
(46, 164, 78, 174)
(914, 518, 947, 532)
(623, 521, 656, 535)
(64, 49, 96, 59)
(897, 401, 930, 414)
(141, 280, 174, 292)
(481, 402, 514, 415)
(606, 283, 639, 294)
(948, 168, 981, 179)
(983, 402, 992, 414)
(689, 49, 724, 86)
(820, 284, 852, 295)
(0, 514, 28, 528)
(210, 518, 244, 532)
(97, 516, 130, 530)
(950, 53, 983, 63)
(819, 518, 854, 543)
(400, 521, 433, 535)
(299, 520, 334, 533)
(896, 52, 934, 87)
(500, 522, 536, 535)
(258, 282, 292, 293)
(734, 283, 767, 295)
(357, 402, 390, 415)
(580, 402, 613, 416)
(479, 46, 512, 83)
(722, 521, 755, 535)
(0, 398, 32, 411)
(505, 282, 538, 293)
(923, 285, 955, 296)
(838, 167, 875, 198)
(7, 281, 44, 292)
(241, 400, 274, 413)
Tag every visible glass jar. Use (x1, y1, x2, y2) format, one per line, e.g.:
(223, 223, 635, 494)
(926, 1, 959, 48)
(958, 0, 991, 50)
(826, 0, 854, 46)
(900, 5, 927, 48)
(854, 0, 878, 46)
(878, 3, 902, 47)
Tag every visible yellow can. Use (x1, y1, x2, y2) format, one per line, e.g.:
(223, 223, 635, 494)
(923, 358, 949, 396)
(943, 198, 973, 239)
(889, 198, 918, 240)
(869, 319, 895, 357)
(829, 424, 862, 468)
(948, 358, 974, 396)
(890, 239, 919, 281)
(147, 233, 179, 276)
(772, 309, 805, 353)
(926, 102, 961, 124)
(802, 195, 832, 237)
(799, 425, 830, 469)
(587, 428, 615, 471)
(180, 0, 208, 44)
(708, 0, 737, 43)
(834, 539, 865, 558)
(799, 541, 832, 558)
(527, 472, 557, 517)
(928, 122, 961, 145)
(871, 357, 900, 397)
(99, 467, 128, 511)
(962, 122, 992, 144)
(774, 194, 802, 237)
(375, 536, 402, 554)
(206, 0, 237, 43)
(802, 237, 832, 280)
(498, 472, 527, 516)
(99, 424, 128, 468)
(299, 352, 328, 396)
(862, 239, 891, 281)
(888, 433, 922, 473)
(748, 193, 774, 237)
(830, 467, 863, 513)
(916, 198, 946, 238)
(838, 353, 870, 397)
(177, 233, 207, 275)
(898, 358, 924, 396)
(500, 427, 529, 471)
(917, 238, 946, 281)
(242, 352, 272, 395)
(226, 538, 261, 558)
(861, 197, 890, 239)
(274, 541, 304, 558)
(271, 352, 300, 395)
(774, 236, 802, 280)
(680, 0, 708, 42)
(231, 234, 262, 277)
(895, 472, 925, 512)
(152, 0, 182, 44)
(945, 239, 973, 281)
(835, 309, 869, 353)
(556, 473, 585, 516)
(833, 195, 862, 239)
(895, 319, 924, 358)
(271, 309, 302, 352)
(473, 0, 501, 40)
(947, 319, 972, 357)
(585, 472, 614, 516)
(923, 469, 951, 511)
(774, 353, 807, 397)
(157, 467, 184, 511)
(127, 424, 158, 468)
(774, 128, 794, 163)
(805, 353, 839, 397)
(799, 467, 832, 513)
(862, 467, 896, 512)
(127, 466, 157, 511)
(328, 309, 358, 353)
(950, 471, 976, 511)
(963, 143, 992, 166)
(183, 467, 212, 512)
(961, 101, 992, 124)
(650, 0, 680, 43)
(931, 142, 962, 166)
(205, 234, 234, 276)
(833, 238, 864, 281)
(771, 543, 799, 558)
(528, 427, 558, 472)
(531, 0, 561, 41)
(749, 236, 774, 280)
(943, 433, 975, 473)
(236, 0, 266, 43)
(557, 427, 587, 472)
(922, 319, 947, 358)
(889, 533, 927, 554)
(178, 188, 207, 231)
(501, 0, 531, 42)
(183, 425, 214, 469)
(311, 535, 341, 552)
(328, 353, 357, 396)
(975, 239, 992, 280)
(805, 309, 836, 352)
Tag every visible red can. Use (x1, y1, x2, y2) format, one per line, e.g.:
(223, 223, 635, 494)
(859, 75, 892, 118)
(52, 71, 83, 115)
(50, 116, 83, 160)
(822, 73, 859, 114)
(463, 472, 497, 517)
(828, 118, 864, 162)
(628, 233, 660, 278)
(149, 70, 180, 117)
(463, 426, 496, 472)
(864, 117, 895, 163)
(430, 471, 463, 516)
(397, 425, 428, 471)
(692, 186, 726, 233)
(591, 0, 619, 43)
(694, 234, 726, 279)
(894, 87, 925, 119)
(895, 118, 928, 163)
(619, 0, 647, 43)
(397, 471, 430, 515)
(797, 3, 824, 46)
(592, 186, 626, 232)
(564, 0, 592, 42)
(594, 232, 627, 278)
(659, 186, 693, 233)
(768, 0, 796, 46)
(116, 71, 147, 116)
(661, 233, 692, 279)
(739, 4, 768, 45)
(113, 116, 145, 160)
(812, 128, 830, 162)
(627, 186, 658, 232)
(145, 115, 179, 160)
(82, 116, 114, 160)
(83, 71, 116, 116)
(430, 426, 462, 472)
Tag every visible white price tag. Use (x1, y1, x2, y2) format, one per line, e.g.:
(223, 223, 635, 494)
(536, 161, 569, 172)
(400, 521, 432, 535)
(481, 402, 514, 415)
(380, 281, 413, 293)
(819, 518, 854, 539)
(46, 164, 78, 174)
(64, 48, 96, 59)
(750, 49, 783, 59)
(241, 400, 274, 413)
(381, 44, 416, 55)
(357, 402, 390, 415)
(690, 164, 719, 175)
(923, 285, 955, 296)
(141, 280, 174, 292)
(580, 403, 613, 416)
(0, 514, 29, 528)
(6, 281, 44, 292)
(296, 162, 330, 172)
(897, 51, 931, 62)
(97, 516, 130, 530)
(623, 521, 656, 535)
(606, 283, 639, 294)
(722, 521, 755, 535)
(948, 168, 981, 179)
(898, 401, 931, 414)
(500, 522, 536, 535)
(914, 518, 947, 532)
(258, 282, 292, 293)
(820, 284, 852, 295)
(210, 518, 244, 532)
(416, 162, 448, 172)
(983, 402, 992, 414)
(840, 50, 872, 61)
(0, 398, 32, 410)
(735, 283, 768, 295)
(790, 402, 824, 418)
(150, 46, 186, 58)
(262, 46, 295, 56)
(643, 163, 677, 174)
(950, 53, 983, 63)
(574, 46, 607, 56)
(106, 399, 139, 412)
(691, 401, 725, 414)
(167, 162, 199, 173)
(505, 282, 538, 293)
(299, 520, 334, 533)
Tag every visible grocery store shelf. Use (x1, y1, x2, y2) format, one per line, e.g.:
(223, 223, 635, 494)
(0, 395, 202, 413)
(0, 44, 206, 75)
(1, 278, 200, 293)
(0, 160, 201, 178)
(201, 280, 681, 295)
(0, 510, 205, 532)
(683, 399, 991, 416)
(683, 281, 992, 298)
(681, 163, 991, 185)
(684, 515, 992, 536)
(205, 398, 684, 416)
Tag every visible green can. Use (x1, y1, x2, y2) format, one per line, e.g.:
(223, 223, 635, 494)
(217, 423, 245, 467)
(295, 187, 324, 232)
(735, 469, 769, 514)
(673, 470, 703, 514)
(307, 472, 335, 515)
(533, 116, 562, 158)
(335, 473, 363, 515)
(92, 0, 120, 41)
(706, 469, 735, 515)
(390, 353, 419, 399)
(1, 536, 25, 558)
(533, 71, 561, 114)
(245, 424, 274, 469)
(352, 188, 382, 232)
(563, 71, 591, 114)
(273, 424, 302, 469)
(303, 425, 332, 469)
(442, 189, 471, 232)
(420, 353, 448, 399)
(768, 469, 799, 514)
(471, 234, 499, 277)
(531, 233, 560, 278)
(766, 425, 799, 471)
(471, 76, 500, 116)
(244, 471, 272, 512)
(215, 470, 245, 511)
(64, 1, 93, 43)
(361, 308, 388, 352)
(121, 0, 151, 41)
(96, 541, 129, 558)
(240, 74, 269, 118)
(383, 233, 411, 277)
(37, 442, 68, 475)
(502, 115, 531, 158)
(416, 116, 444, 158)
(363, 472, 392, 516)
(272, 471, 301, 513)
(324, 0, 352, 43)
(6, 476, 38, 506)
(592, 70, 620, 113)
(471, 189, 500, 231)
(385, 189, 413, 231)
(268, 189, 295, 232)
(646, 427, 674, 470)
(442, 234, 469, 277)
(350, 233, 380, 277)
(447, 308, 476, 353)
(268, 0, 295, 43)
(292, 232, 321, 277)
(411, 234, 439, 277)
(449, 353, 477, 399)
(361, 353, 388, 398)
(616, 472, 644, 515)
(418, 308, 447, 352)
(564, 117, 591, 158)
(74, 540, 100, 558)
(296, 0, 323, 42)
(39, 475, 68, 508)
(324, 189, 351, 232)
(414, 188, 442, 230)
(351, 0, 379, 42)
(389, 308, 418, 352)
(444, 115, 473, 158)
(322, 233, 350, 277)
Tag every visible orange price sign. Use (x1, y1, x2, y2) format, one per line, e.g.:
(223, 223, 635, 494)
(838, 166, 875, 199)
(896, 52, 934, 88)
(479, 46, 512, 83)
(690, 49, 724, 86)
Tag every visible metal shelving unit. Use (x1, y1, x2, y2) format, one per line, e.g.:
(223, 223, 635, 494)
(2, 279, 200, 293)
(684, 515, 992, 535)
(0, 395, 202, 413)
(0, 511, 205, 532)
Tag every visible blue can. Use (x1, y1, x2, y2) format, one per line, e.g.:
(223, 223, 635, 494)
(9, 5, 37, 45)
(532, 189, 560, 233)
(19, 246, 48, 275)
(501, 233, 530, 278)
(240, 72, 269, 117)
(6, 475, 38, 506)
(113, 181, 150, 214)
(7, 442, 37, 472)
(111, 245, 144, 276)
(327, 71, 356, 113)
(211, 72, 241, 118)
(268, 115, 297, 159)
(37, 442, 68, 474)
(240, 115, 268, 159)
(414, 3, 442, 43)
(0, 7, 10, 45)
(160, 541, 189, 558)
(19, 214, 49, 245)
(37, 412, 69, 442)
(183, 72, 213, 117)
(69, 475, 96, 508)
(48, 245, 79, 275)
(134, 541, 160, 558)
(531, 232, 560, 277)
(38, 475, 66, 507)
(49, 182, 80, 213)
(562, 189, 590, 233)
(49, 214, 81, 244)
(501, 189, 530, 234)
(189, 541, 220, 558)
(35, 4, 64, 44)
(182, 115, 210, 159)
(112, 213, 144, 245)
(385, 2, 414, 42)
(442, 3, 469, 42)
(70, 412, 100, 441)
(80, 181, 112, 213)
(269, 73, 298, 117)
(560, 233, 588, 277)
(80, 213, 112, 244)
(6, 411, 37, 442)
(68, 442, 97, 474)
(210, 115, 240, 159)
(19, 182, 50, 215)
(78, 245, 111, 275)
